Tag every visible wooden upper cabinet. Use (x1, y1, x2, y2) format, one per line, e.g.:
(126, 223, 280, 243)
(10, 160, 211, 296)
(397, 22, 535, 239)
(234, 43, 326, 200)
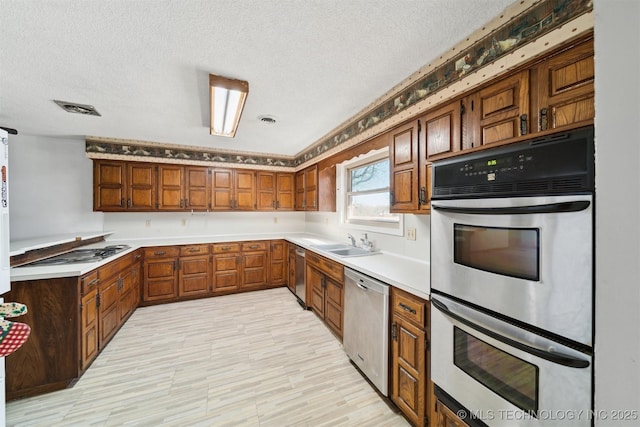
(422, 101, 462, 160)
(276, 173, 294, 210)
(463, 69, 530, 148)
(184, 167, 210, 210)
(211, 168, 256, 210)
(295, 170, 305, 210)
(389, 121, 419, 212)
(127, 163, 156, 210)
(157, 165, 184, 210)
(304, 165, 318, 211)
(532, 37, 594, 133)
(257, 172, 295, 211)
(94, 160, 156, 211)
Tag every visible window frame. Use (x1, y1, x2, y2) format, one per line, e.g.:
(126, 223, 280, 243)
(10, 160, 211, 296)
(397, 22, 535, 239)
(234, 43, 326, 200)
(337, 147, 404, 236)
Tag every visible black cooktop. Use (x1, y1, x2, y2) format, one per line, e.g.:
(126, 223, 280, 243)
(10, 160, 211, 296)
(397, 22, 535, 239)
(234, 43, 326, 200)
(25, 245, 131, 266)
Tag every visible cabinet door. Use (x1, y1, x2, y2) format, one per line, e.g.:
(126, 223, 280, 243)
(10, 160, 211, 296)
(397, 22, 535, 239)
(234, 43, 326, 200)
(118, 268, 135, 323)
(185, 167, 210, 210)
(465, 70, 530, 148)
(211, 168, 234, 210)
(534, 38, 594, 132)
(392, 315, 426, 427)
(94, 161, 126, 210)
(99, 278, 120, 349)
(81, 289, 99, 370)
(389, 121, 419, 212)
(256, 172, 276, 210)
(306, 265, 325, 317)
(128, 163, 156, 210)
(276, 173, 294, 210)
(295, 171, 305, 210)
(143, 258, 178, 301)
(179, 255, 210, 297)
(235, 170, 256, 210)
(304, 165, 318, 211)
(157, 165, 184, 210)
(212, 252, 241, 292)
(422, 101, 462, 160)
(269, 240, 287, 287)
(436, 399, 470, 427)
(241, 250, 268, 289)
(324, 277, 343, 339)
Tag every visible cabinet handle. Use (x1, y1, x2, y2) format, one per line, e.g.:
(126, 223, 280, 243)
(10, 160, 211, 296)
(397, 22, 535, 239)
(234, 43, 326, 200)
(539, 108, 548, 131)
(135, 254, 141, 260)
(249, 245, 259, 249)
(180, 199, 184, 208)
(519, 114, 528, 136)
(188, 248, 200, 253)
(321, 276, 326, 289)
(399, 302, 417, 315)
(185, 198, 189, 208)
(173, 260, 177, 271)
(154, 251, 166, 256)
(120, 198, 125, 208)
(390, 192, 395, 206)
(221, 246, 232, 251)
(88, 278, 99, 287)
(391, 323, 397, 341)
(419, 186, 427, 205)
(272, 200, 276, 209)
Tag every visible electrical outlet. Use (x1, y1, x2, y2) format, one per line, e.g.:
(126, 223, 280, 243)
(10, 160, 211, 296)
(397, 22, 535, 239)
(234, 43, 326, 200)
(407, 227, 417, 240)
(324, 217, 329, 225)
(145, 220, 151, 227)
(273, 217, 278, 224)
(181, 219, 187, 226)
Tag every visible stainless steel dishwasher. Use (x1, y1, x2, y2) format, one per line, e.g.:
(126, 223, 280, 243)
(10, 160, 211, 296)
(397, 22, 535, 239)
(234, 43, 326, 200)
(343, 267, 390, 396)
(294, 247, 306, 307)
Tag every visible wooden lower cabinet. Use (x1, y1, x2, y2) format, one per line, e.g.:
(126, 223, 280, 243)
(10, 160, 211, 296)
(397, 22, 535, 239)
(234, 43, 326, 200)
(269, 240, 287, 287)
(212, 243, 242, 292)
(305, 251, 344, 340)
(391, 287, 431, 427)
(240, 241, 268, 290)
(5, 250, 142, 400)
(178, 244, 211, 297)
(435, 399, 470, 427)
(142, 246, 179, 303)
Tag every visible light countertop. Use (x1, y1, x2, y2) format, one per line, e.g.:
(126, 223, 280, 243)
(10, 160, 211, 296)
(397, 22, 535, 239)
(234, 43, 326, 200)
(10, 232, 430, 299)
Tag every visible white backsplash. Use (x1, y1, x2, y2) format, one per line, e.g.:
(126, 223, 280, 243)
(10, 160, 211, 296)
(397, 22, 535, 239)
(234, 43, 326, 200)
(103, 211, 306, 240)
(304, 212, 430, 263)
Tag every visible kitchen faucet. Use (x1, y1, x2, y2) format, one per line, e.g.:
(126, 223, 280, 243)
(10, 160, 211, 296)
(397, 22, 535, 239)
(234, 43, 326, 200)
(347, 234, 356, 247)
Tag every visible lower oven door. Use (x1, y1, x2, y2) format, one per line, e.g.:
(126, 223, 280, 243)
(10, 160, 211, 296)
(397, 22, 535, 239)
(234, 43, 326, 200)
(431, 294, 592, 427)
(431, 194, 593, 347)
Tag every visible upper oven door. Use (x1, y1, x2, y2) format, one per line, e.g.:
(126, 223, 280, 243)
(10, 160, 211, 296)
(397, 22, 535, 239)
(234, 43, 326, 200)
(431, 194, 593, 347)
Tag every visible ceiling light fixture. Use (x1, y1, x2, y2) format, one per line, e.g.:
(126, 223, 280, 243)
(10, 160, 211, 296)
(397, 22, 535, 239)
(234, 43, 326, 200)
(54, 100, 101, 116)
(209, 74, 249, 138)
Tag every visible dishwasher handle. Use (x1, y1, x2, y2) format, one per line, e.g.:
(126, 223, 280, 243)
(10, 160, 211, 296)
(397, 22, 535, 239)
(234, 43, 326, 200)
(344, 268, 390, 295)
(295, 249, 305, 257)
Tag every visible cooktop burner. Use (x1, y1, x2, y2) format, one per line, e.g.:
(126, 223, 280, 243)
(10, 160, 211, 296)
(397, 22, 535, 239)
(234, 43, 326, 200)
(25, 245, 131, 266)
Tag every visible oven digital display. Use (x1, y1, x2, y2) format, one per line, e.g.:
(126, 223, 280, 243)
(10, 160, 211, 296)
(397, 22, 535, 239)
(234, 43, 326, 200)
(453, 224, 540, 281)
(454, 327, 539, 415)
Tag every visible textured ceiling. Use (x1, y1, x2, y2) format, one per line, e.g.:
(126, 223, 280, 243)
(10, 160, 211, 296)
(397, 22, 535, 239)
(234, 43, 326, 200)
(1, 0, 516, 156)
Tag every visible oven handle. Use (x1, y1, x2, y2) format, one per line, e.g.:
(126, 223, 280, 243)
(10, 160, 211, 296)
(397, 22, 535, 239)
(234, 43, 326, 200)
(431, 200, 590, 215)
(431, 297, 590, 368)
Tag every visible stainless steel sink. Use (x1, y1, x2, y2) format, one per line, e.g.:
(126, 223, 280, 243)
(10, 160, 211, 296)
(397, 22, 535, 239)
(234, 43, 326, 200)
(326, 246, 378, 258)
(310, 243, 351, 251)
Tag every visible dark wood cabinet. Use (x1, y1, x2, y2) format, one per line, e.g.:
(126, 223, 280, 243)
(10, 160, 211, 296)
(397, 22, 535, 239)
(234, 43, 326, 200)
(142, 246, 179, 303)
(295, 165, 318, 211)
(80, 270, 99, 370)
(269, 240, 287, 287)
(240, 241, 268, 290)
(435, 399, 470, 427)
(178, 245, 210, 297)
(212, 243, 242, 293)
(157, 164, 184, 210)
(305, 251, 344, 340)
(256, 172, 295, 211)
(211, 168, 256, 210)
(94, 160, 156, 211)
(389, 121, 419, 212)
(184, 167, 210, 210)
(532, 36, 594, 133)
(391, 287, 431, 427)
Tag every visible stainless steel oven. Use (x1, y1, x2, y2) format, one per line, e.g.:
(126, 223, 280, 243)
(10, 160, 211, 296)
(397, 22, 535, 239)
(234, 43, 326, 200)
(430, 127, 595, 426)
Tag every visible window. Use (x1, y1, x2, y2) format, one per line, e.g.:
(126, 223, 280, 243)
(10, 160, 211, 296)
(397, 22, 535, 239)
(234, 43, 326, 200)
(338, 148, 402, 235)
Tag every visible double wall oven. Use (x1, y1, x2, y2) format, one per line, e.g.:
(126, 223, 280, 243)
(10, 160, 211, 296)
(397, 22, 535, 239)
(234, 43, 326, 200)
(430, 128, 595, 426)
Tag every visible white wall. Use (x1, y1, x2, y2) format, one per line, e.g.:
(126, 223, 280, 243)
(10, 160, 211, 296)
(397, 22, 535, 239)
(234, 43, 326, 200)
(8, 134, 103, 241)
(305, 211, 430, 262)
(593, 1, 640, 425)
(103, 211, 306, 240)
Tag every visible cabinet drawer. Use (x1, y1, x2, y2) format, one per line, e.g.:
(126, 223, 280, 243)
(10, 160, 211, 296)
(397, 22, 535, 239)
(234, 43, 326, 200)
(392, 287, 428, 328)
(144, 246, 180, 259)
(212, 243, 241, 253)
(81, 270, 99, 295)
(179, 244, 210, 256)
(98, 252, 135, 281)
(306, 251, 344, 283)
(241, 241, 267, 252)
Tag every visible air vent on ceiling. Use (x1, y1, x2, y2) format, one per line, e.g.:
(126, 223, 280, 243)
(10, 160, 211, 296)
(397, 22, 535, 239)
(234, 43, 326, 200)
(54, 100, 101, 116)
(257, 115, 277, 124)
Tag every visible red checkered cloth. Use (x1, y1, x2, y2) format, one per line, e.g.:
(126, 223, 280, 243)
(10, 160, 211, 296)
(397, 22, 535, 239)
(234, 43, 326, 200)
(0, 321, 30, 357)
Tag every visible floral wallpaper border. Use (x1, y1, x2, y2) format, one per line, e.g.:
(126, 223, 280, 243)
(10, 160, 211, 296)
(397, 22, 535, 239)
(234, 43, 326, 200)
(86, 0, 592, 170)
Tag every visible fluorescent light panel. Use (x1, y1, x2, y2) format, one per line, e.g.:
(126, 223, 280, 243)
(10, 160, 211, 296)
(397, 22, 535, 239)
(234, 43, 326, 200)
(209, 74, 249, 138)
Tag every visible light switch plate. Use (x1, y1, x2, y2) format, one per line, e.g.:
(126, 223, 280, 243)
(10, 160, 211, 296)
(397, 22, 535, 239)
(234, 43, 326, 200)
(407, 227, 417, 240)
